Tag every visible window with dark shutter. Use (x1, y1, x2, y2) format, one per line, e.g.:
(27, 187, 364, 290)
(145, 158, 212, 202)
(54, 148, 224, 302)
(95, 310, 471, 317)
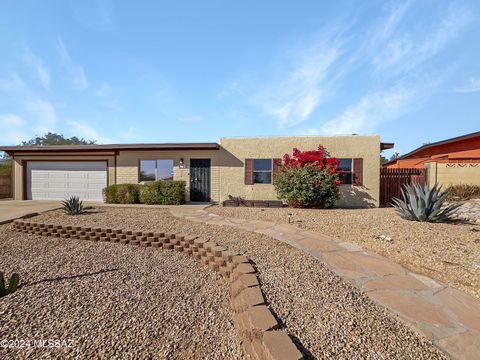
(272, 158, 282, 181)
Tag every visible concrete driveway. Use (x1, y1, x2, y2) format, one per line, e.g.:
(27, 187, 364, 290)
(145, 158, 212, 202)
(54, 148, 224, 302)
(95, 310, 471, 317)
(0, 200, 62, 224)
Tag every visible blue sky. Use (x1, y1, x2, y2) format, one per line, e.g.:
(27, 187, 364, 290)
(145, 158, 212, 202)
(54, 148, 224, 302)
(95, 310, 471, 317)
(0, 0, 479, 156)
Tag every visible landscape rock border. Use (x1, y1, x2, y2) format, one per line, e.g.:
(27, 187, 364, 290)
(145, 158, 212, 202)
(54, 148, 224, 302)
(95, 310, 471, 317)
(12, 219, 303, 360)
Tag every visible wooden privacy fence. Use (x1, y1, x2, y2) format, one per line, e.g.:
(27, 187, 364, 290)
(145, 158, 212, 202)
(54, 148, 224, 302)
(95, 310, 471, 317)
(0, 174, 12, 199)
(380, 168, 427, 207)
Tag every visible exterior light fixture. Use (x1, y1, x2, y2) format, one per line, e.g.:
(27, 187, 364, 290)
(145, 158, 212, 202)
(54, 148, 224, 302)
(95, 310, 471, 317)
(179, 158, 185, 169)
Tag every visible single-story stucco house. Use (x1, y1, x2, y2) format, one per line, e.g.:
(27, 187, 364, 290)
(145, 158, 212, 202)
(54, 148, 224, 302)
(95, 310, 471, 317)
(1, 135, 393, 207)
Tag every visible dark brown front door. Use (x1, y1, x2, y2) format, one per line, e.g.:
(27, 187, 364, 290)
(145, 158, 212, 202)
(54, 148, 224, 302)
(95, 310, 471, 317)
(190, 159, 211, 202)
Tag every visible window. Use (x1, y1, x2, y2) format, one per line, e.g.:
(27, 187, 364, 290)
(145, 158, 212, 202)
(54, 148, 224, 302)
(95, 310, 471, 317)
(337, 158, 352, 184)
(156, 160, 174, 180)
(253, 159, 272, 184)
(139, 160, 174, 182)
(139, 160, 156, 182)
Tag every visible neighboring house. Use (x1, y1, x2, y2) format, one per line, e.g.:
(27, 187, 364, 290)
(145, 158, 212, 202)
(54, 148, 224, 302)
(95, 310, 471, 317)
(0, 135, 392, 207)
(383, 131, 480, 187)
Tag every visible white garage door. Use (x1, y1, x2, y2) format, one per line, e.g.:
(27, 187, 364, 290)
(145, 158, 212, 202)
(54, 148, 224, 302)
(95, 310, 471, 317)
(27, 161, 107, 201)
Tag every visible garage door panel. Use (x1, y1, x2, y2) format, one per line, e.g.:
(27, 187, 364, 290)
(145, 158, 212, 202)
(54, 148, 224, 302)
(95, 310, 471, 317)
(47, 172, 69, 179)
(27, 161, 107, 201)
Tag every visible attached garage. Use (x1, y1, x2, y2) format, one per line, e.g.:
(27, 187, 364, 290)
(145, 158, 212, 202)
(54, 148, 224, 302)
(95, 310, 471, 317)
(26, 161, 107, 201)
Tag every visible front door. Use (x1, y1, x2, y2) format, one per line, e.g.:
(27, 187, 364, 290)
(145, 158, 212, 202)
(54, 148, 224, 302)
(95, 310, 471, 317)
(190, 159, 211, 202)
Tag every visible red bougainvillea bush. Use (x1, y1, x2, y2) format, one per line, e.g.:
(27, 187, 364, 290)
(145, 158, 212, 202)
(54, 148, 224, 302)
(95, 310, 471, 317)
(273, 145, 341, 208)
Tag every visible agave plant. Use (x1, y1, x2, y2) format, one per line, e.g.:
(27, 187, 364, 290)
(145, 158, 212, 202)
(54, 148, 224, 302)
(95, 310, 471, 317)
(392, 183, 461, 222)
(0, 272, 20, 298)
(62, 196, 86, 215)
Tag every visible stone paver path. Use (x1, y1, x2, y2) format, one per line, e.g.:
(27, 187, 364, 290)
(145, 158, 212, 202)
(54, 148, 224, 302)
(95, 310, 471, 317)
(170, 206, 480, 360)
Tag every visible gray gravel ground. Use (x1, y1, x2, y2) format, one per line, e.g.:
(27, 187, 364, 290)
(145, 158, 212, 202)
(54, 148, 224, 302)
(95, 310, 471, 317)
(28, 207, 448, 359)
(0, 222, 241, 360)
(210, 205, 480, 299)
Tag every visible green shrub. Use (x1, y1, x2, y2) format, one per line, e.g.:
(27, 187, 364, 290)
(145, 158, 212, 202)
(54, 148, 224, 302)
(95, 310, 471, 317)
(139, 180, 186, 205)
(103, 184, 141, 204)
(446, 184, 480, 201)
(273, 146, 341, 208)
(274, 164, 340, 208)
(139, 181, 163, 204)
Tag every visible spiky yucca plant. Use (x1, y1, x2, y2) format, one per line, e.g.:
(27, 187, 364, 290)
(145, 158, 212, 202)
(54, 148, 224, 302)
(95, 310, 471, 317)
(0, 272, 20, 297)
(392, 183, 461, 222)
(62, 196, 86, 215)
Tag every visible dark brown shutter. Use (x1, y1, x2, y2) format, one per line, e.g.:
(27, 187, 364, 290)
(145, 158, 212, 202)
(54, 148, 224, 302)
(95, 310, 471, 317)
(272, 158, 282, 182)
(353, 158, 363, 186)
(245, 159, 253, 185)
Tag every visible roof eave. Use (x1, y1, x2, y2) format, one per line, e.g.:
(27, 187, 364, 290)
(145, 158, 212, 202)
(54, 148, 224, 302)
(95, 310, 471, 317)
(0, 143, 220, 155)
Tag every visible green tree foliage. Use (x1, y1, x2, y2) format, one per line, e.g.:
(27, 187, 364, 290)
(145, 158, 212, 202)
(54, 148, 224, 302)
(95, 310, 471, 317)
(0, 133, 96, 175)
(21, 132, 96, 146)
(0, 160, 12, 176)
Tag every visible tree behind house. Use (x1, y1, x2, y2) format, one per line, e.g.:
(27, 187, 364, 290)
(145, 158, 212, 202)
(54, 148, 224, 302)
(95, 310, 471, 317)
(21, 132, 96, 146)
(0, 132, 97, 175)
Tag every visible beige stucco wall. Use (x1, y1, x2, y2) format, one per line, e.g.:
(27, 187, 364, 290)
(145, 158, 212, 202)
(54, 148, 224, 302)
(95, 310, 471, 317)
(218, 135, 381, 207)
(12, 152, 116, 200)
(427, 162, 480, 187)
(115, 150, 220, 202)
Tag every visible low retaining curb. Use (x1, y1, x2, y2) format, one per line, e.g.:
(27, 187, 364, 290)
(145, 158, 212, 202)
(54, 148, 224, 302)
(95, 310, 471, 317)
(13, 219, 303, 360)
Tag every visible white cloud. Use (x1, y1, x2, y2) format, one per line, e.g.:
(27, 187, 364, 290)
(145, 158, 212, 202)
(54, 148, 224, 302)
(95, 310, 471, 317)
(0, 114, 29, 144)
(67, 119, 113, 144)
(0, 72, 25, 92)
(254, 36, 342, 127)
(318, 85, 417, 135)
(373, 3, 473, 74)
(453, 77, 480, 93)
(26, 99, 57, 125)
(22, 48, 51, 89)
(178, 115, 202, 123)
(378, 0, 413, 41)
(25, 99, 58, 135)
(58, 37, 89, 91)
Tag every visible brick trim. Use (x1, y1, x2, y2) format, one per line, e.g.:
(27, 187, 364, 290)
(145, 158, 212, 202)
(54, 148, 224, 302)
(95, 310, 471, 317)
(13, 219, 303, 360)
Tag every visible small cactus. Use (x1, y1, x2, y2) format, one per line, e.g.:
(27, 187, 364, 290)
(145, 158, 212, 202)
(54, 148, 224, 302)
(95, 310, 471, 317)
(62, 196, 86, 215)
(0, 272, 20, 297)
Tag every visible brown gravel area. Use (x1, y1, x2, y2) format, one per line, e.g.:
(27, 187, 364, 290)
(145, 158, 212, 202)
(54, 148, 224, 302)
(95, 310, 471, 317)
(209, 206, 480, 300)
(0, 222, 241, 359)
(29, 207, 448, 359)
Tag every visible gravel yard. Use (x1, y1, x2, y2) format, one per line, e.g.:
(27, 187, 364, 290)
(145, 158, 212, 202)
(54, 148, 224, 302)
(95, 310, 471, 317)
(209, 206, 480, 299)
(24, 207, 448, 359)
(0, 222, 241, 359)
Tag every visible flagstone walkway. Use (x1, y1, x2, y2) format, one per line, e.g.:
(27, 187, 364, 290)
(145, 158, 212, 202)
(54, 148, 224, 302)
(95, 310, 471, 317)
(170, 206, 480, 360)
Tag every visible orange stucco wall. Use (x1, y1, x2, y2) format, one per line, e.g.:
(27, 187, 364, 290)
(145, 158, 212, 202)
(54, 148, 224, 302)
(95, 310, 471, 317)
(385, 135, 480, 169)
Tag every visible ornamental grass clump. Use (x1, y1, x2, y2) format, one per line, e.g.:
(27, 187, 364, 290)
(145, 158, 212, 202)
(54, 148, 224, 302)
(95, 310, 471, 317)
(392, 183, 461, 222)
(0, 272, 20, 298)
(274, 145, 341, 208)
(62, 196, 86, 215)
